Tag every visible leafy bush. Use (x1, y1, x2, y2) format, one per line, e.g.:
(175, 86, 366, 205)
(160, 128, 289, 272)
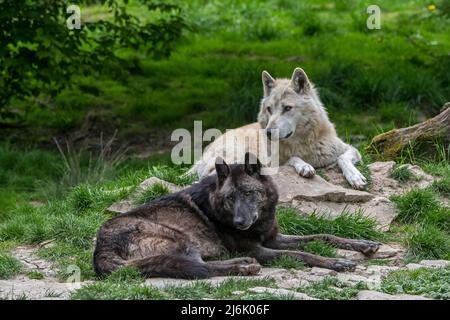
(0, 0, 186, 121)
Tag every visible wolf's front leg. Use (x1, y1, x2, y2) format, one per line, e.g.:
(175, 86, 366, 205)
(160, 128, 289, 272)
(251, 245, 356, 272)
(288, 156, 315, 178)
(207, 257, 261, 276)
(337, 147, 367, 189)
(264, 234, 380, 255)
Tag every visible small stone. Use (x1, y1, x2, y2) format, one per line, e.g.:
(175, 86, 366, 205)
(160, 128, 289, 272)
(365, 265, 400, 276)
(310, 267, 337, 276)
(419, 260, 450, 268)
(232, 291, 245, 295)
(106, 200, 134, 214)
(405, 263, 423, 271)
(357, 290, 430, 300)
(106, 177, 183, 214)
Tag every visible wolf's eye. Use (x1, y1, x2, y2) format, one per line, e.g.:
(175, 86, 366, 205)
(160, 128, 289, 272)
(244, 191, 251, 197)
(284, 106, 292, 112)
(227, 195, 234, 201)
(267, 107, 272, 114)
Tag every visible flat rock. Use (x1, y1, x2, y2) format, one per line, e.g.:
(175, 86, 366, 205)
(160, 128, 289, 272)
(273, 166, 396, 229)
(273, 166, 373, 204)
(368, 161, 436, 198)
(405, 263, 424, 271)
(337, 244, 404, 262)
(247, 287, 317, 300)
(107, 177, 184, 214)
(419, 260, 450, 268)
(0, 278, 92, 300)
(12, 246, 57, 278)
(357, 290, 430, 300)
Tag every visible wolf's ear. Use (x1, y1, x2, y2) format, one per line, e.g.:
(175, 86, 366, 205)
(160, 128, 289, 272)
(290, 67, 310, 94)
(215, 157, 230, 185)
(244, 152, 262, 177)
(262, 70, 275, 97)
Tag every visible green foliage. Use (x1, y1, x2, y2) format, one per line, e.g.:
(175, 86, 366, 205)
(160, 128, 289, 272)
(296, 277, 368, 300)
(406, 224, 450, 260)
(277, 207, 384, 241)
(391, 189, 450, 228)
(0, 0, 186, 120)
(72, 276, 276, 300)
(381, 267, 450, 299)
(390, 164, 419, 183)
(0, 253, 22, 279)
(265, 255, 306, 269)
(26, 271, 44, 280)
(303, 240, 337, 258)
(431, 176, 450, 198)
(134, 183, 170, 205)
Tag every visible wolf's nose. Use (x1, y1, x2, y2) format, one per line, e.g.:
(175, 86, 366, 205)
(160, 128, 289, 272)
(233, 217, 246, 227)
(266, 128, 273, 139)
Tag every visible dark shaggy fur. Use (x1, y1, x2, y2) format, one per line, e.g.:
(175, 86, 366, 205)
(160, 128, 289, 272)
(94, 153, 380, 279)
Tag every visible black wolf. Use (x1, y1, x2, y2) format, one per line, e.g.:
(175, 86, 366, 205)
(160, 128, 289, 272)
(94, 153, 380, 278)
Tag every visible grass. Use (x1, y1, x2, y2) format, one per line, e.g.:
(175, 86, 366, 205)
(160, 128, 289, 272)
(390, 164, 420, 183)
(134, 183, 170, 205)
(276, 207, 384, 241)
(431, 176, 450, 197)
(390, 165, 450, 260)
(6, 0, 450, 145)
(0, 253, 22, 279)
(26, 271, 45, 280)
(296, 277, 369, 300)
(391, 189, 450, 228)
(303, 240, 337, 258)
(71, 266, 277, 300)
(266, 255, 306, 270)
(405, 224, 450, 260)
(380, 267, 450, 299)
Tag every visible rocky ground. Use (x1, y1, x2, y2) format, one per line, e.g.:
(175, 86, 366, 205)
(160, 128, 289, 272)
(0, 161, 447, 300)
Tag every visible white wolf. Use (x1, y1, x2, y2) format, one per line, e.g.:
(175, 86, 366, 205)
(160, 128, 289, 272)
(188, 67, 367, 189)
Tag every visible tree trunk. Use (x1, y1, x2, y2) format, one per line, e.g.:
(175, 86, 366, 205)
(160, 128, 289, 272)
(366, 103, 450, 160)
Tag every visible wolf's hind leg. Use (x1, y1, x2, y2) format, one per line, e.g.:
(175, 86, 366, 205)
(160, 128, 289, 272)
(128, 254, 212, 279)
(288, 156, 315, 178)
(337, 147, 367, 189)
(206, 257, 261, 276)
(265, 234, 380, 255)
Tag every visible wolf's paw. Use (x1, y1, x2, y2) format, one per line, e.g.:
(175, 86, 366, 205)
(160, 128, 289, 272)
(353, 240, 381, 255)
(237, 263, 261, 276)
(229, 257, 259, 265)
(330, 259, 357, 272)
(346, 172, 367, 189)
(295, 163, 316, 178)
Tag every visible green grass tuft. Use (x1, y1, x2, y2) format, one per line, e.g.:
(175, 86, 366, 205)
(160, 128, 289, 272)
(390, 164, 420, 183)
(303, 240, 337, 258)
(405, 224, 450, 261)
(26, 270, 44, 280)
(431, 176, 450, 198)
(0, 253, 22, 279)
(276, 207, 384, 241)
(265, 255, 306, 269)
(134, 183, 170, 205)
(381, 267, 450, 299)
(296, 277, 368, 300)
(392, 189, 450, 229)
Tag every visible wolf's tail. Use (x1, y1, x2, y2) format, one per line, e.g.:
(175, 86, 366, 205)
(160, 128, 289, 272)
(94, 252, 211, 279)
